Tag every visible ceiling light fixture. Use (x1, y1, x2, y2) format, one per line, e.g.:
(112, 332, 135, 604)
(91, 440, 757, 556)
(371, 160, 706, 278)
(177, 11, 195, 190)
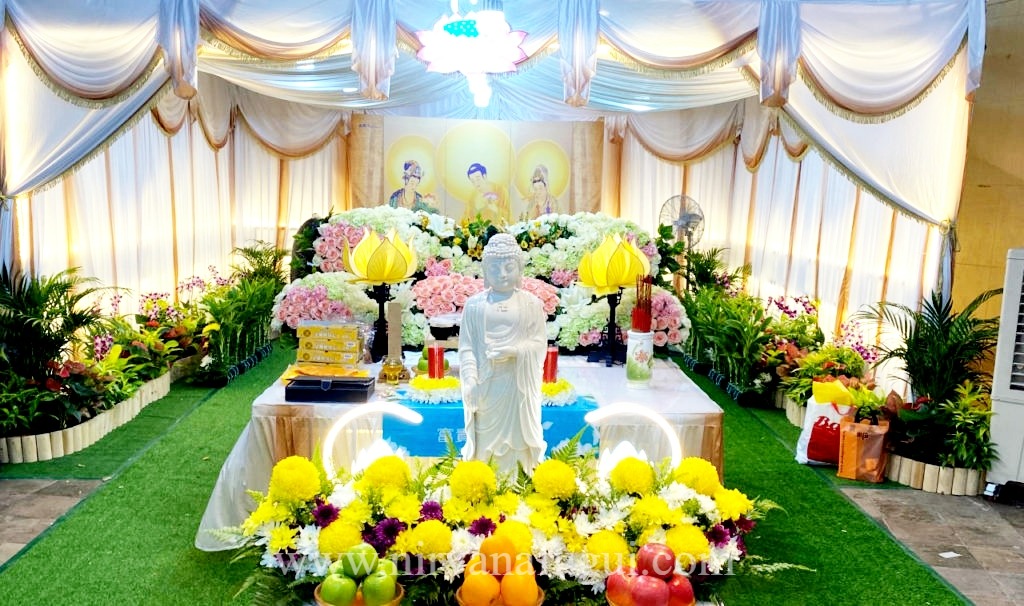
(415, 0, 527, 107)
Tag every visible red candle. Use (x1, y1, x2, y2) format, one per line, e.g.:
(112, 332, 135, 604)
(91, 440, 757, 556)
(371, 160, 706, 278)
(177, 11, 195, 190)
(428, 343, 446, 379)
(543, 345, 558, 383)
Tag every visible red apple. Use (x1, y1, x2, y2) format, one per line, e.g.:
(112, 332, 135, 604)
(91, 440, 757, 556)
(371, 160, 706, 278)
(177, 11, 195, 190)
(636, 542, 677, 581)
(666, 573, 696, 606)
(630, 574, 670, 606)
(606, 566, 637, 606)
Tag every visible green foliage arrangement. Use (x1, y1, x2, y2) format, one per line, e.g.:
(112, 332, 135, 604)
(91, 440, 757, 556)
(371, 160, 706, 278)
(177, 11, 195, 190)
(781, 345, 868, 404)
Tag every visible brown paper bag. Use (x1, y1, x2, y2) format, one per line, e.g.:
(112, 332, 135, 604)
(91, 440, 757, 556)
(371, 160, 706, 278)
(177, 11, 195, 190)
(837, 416, 889, 483)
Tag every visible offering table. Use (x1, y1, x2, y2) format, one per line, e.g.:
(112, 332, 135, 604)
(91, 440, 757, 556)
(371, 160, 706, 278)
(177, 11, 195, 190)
(195, 355, 722, 551)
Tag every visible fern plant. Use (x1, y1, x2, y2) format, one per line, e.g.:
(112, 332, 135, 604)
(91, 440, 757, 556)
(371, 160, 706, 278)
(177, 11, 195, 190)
(232, 240, 288, 291)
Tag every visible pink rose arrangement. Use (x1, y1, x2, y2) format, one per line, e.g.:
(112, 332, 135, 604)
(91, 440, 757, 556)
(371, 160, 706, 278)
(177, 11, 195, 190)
(273, 284, 353, 329)
(520, 277, 560, 315)
(650, 290, 686, 348)
(411, 274, 484, 318)
(313, 222, 366, 272)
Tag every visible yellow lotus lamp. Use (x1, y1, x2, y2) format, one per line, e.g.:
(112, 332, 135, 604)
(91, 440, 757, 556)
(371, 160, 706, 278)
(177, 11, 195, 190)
(577, 234, 651, 365)
(342, 228, 418, 362)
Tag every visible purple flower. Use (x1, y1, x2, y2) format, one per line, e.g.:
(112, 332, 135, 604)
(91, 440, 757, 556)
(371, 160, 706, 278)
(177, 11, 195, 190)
(707, 523, 731, 547)
(419, 500, 444, 522)
(365, 518, 407, 555)
(731, 515, 756, 534)
(312, 499, 339, 528)
(468, 516, 496, 537)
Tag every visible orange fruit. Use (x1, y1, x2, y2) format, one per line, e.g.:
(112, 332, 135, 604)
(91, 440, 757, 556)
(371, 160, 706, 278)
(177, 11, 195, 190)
(499, 558, 539, 606)
(479, 534, 517, 576)
(459, 568, 500, 606)
(465, 554, 484, 575)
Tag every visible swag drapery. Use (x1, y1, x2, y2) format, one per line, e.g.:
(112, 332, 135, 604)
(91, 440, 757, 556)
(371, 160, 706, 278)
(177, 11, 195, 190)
(0, 0, 980, 393)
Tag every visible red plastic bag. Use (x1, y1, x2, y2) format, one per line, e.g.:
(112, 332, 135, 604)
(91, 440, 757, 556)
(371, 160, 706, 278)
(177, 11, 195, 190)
(796, 398, 856, 465)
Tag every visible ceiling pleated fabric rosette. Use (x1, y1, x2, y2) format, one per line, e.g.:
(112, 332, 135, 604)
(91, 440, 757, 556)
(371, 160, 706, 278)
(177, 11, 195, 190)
(577, 234, 651, 296)
(342, 228, 417, 285)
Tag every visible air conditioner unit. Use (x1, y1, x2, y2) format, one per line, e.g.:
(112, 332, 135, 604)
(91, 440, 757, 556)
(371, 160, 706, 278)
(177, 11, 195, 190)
(990, 248, 1024, 484)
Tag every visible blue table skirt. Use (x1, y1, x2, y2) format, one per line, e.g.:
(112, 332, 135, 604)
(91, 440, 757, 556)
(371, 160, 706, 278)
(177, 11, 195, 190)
(383, 395, 599, 457)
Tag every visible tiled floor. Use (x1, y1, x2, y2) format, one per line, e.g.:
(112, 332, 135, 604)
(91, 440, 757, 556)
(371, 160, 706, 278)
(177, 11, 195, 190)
(843, 487, 1024, 606)
(1, 478, 1022, 605)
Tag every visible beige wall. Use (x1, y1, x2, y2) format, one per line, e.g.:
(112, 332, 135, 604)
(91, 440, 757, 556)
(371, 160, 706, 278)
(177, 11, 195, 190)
(955, 0, 1024, 318)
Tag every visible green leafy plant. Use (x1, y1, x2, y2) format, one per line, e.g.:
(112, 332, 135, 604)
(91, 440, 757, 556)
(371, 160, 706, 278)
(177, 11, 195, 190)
(781, 344, 868, 404)
(653, 224, 686, 290)
(290, 216, 328, 281)
(855, 288, 1001, 405)
(232, 240, 288, 291)
(707, 293, 774, 391)
(0, 267, 107, 380)
(937, 381, 997, 470)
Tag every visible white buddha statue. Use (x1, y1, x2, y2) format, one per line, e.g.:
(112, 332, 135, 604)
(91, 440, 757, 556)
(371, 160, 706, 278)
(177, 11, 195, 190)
(459, 233, 547, 473)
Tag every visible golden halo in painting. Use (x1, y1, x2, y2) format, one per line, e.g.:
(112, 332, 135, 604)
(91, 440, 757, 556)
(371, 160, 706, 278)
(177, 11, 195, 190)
(437, 122, 513, 204)
(384, 135, 437, 197)
(514, 139, 569, 200)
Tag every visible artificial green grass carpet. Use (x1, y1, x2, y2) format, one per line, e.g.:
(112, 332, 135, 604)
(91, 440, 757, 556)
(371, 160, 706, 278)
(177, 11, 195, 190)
(0, 350, 966, 605)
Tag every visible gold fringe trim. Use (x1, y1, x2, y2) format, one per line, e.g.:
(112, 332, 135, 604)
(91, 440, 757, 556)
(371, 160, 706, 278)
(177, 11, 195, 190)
(6, 17, 164, 109)
(195, 103, 233, 152)
(21, 81, 175, 197)
(796, 38, 964, 125)
(197, 28, 354, 65)
(603, 32, 757, 80)
(626, 122, 738, 166)
(776, 110, 939, 227)
(235, 112, 344, 160)
(200, 16, 352, 63)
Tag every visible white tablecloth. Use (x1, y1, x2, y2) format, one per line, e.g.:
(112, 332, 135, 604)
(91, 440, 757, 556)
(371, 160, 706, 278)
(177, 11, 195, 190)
(195, 355, 722, 551)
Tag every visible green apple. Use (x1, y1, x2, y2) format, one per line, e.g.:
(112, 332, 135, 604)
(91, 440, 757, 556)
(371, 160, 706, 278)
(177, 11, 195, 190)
(328, 560, 348, 577)
(417, 357, 429, 372)
(376, 557, 398, 579)
(338, 542, 378, 580)
(361, 568, 397, 606)
(319, 574, 358, 606)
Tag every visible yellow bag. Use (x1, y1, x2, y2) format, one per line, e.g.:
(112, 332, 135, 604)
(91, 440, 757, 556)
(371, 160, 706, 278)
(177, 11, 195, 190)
(812, 380, 854, 406)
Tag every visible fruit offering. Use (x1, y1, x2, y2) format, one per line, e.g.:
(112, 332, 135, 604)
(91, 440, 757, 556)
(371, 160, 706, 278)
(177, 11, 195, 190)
(456, 534, 542, 606)
(316, 542, 401, 606)
(605, 543, 695, 606)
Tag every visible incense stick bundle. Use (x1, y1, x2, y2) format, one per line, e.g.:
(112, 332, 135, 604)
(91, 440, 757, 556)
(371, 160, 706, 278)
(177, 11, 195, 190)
(631, 275, 653, 332)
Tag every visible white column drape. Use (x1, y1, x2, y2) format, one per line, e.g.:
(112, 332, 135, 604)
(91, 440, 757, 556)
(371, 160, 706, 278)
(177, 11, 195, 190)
(558, 0, 599, 107)
(352, 0, 397, 101)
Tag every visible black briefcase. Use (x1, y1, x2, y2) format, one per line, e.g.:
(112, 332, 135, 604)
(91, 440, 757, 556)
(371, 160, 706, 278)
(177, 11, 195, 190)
(284, 376, 376, 402)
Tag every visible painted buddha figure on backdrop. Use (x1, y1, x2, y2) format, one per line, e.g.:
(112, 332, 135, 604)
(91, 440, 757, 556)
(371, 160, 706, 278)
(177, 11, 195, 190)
(463, 162, 510, 224)
(458, 233, 547, 473)
(388, 160, 438, 213)
(527, 164, 559, 217)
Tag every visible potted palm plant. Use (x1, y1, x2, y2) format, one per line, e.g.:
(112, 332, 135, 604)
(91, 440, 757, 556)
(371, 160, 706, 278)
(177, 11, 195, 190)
(858, 289, 1000, 492)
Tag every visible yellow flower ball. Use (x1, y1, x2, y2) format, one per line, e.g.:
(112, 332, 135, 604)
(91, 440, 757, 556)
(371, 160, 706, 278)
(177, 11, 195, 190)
(449, 460, 496, 503)
(267, 456, 321, 504)
(673, 457, 722, 496)
(442, 496, 474, 526)
(492, 492, 520, 515)
(385, 493, 423, 525)
(714, 487, 754, 521)
(340, 499, 373, 527)
(408, 519, 453, 558)
(609, 457, 655, 495)
(318, 521, 362, 558)
(494, 519, 534, 555)
(532, 459, 577, 500)
(360, 455, 411, 491)
(585, 529, 631, 572)
(628, 495, 678, 530)
(268, 525, 297, 552)
(665, 524, 711, 569)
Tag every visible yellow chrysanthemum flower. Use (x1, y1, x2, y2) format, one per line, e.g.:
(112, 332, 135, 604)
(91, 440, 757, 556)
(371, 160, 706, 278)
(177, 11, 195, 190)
(665, 524, 711, 569)
(449, 460, 496, 503)
(267, 456, 321, 504)
(268, 525, 297, 552)
(409, 375, 460, 391)
(340, 499, 373, 527)
(359, 455, 411, 491)
(673, 457, 722, 496)
(714, 487, 754, 521)
(494, 519, 533, 555)
(609, 457, 655, 495)
(242, 499, 291, 536)
(529, 509, 559, 538)
(492, 492, 520, 515)
(442, 496, 474, 526)
(532, 459, 577, 500)
(406, 519, 453, 558)
(629, 495, 678, 530)
(385, 493, 423, 525)
(319, 521, 363, 558)
(540, 378, 572, 397)
(586, 529, 631, 572)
